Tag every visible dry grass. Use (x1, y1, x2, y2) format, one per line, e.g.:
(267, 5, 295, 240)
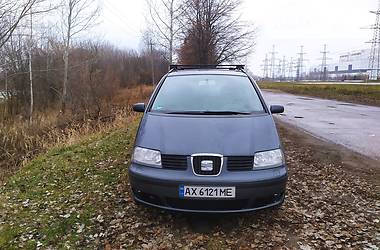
(0, 85, 154, 184)
(111, 84, 155, 108)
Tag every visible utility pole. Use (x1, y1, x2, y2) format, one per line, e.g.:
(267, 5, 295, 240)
(28, 8, 33, 123)
(261, 54, 269, 79)
(281, 56, 287, 81)
(269, 45, 277, 80)
(44, 36, 53, 96)
(149, 40, 155, 86)
(320, 44, 331, 81)
(276, 59, 282, 81)
(46, 38, 50, 84)
(288, 57, 294, 81)
(296, 46, 306, 81)
(367, 0, 380, 80)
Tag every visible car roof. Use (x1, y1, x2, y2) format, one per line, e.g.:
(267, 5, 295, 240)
(167, 69, 247, 77)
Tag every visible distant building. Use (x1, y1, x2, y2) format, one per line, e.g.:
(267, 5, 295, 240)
(327, 49, 370, 80)
(336, 49, 369, 70)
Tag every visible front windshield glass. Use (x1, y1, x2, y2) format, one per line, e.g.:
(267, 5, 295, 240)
(151, 74, 265, 114)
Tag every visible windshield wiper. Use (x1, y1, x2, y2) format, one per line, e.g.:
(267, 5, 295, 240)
(166, 111, 252, 115)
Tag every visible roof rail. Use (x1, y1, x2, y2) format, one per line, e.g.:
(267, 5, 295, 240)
(169, 64, 245, 71)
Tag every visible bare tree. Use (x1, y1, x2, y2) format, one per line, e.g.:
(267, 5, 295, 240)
(0, 0, 52, 49)
(59, 0, 100, 112)
(0, 0, 33, 49)
(28, 8, 33, 122)
(178, 0, 256, 64)
(145, 0, 183, 64)
(1, 0, 54, 122)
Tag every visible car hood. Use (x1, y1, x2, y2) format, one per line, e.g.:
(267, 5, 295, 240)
(135, 113, 281, 156)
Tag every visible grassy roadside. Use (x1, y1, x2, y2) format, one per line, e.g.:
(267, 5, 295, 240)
(0, 119, 138, 249)
(258, 82, 380, 107)
(0, 85, 154, 185)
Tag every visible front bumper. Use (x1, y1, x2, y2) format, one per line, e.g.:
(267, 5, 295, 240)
(128, 163, 287, 213)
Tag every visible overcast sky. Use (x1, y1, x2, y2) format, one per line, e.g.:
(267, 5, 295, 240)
(97, 0, 377, 74)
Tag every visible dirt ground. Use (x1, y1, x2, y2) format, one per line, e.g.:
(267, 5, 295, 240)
(99, 121, 380, 249)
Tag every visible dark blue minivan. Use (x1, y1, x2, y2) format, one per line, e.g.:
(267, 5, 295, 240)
(129, 65, 287, 213)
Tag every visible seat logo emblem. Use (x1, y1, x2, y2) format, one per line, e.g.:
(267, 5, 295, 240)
(201, 160, 213, 171)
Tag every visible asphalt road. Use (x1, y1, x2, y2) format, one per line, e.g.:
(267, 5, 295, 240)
(262, 90, 380, 161)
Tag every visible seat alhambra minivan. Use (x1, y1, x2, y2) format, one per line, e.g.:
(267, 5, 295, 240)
(129, 65, 287, 213)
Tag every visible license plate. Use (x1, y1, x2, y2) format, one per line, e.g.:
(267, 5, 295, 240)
(179, 185, 236, 199)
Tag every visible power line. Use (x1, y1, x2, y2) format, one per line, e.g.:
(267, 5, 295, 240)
(102, 15, 139, 37)
(367, 0, 380, 80)
(0, 58, 99, 81)
(103, 1, 140, 34)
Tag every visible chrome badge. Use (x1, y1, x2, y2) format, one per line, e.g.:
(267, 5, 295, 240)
(200, 160, 213, 171)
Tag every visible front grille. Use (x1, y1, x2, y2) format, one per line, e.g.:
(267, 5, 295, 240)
(192, 155, 222, 176)
(161, 155, 188, 170)
(227, 156, 254, 171)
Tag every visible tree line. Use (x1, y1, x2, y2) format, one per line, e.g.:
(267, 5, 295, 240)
(0, 0, 168, 121)
(0, 37, 168, 120)
(0, 0, 255, 122)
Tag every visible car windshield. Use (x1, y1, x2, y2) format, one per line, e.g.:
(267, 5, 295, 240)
(150, 74, 265, 114)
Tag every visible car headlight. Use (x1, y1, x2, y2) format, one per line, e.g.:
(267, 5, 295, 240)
(132, 147, 162, 167)
(254, 149, 284, 169)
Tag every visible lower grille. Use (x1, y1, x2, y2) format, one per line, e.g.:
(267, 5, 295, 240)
(166, 198, 248, 211)
(133, 189, 163, 206)
(161, 155, 188, 170)
(227, 156, 254, 171)
(192, 154, 222, 176)
(254, 193, 283, 208)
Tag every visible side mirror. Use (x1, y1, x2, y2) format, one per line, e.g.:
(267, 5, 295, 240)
(133, 103, 145, 113)
(270, 105, 284, 114)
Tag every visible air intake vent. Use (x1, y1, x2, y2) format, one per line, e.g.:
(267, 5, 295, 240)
(227, 156, 254, 171)
(161, 155, 188, 170)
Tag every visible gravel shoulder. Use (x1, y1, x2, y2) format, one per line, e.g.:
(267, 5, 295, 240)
(0, 118, 379, 249)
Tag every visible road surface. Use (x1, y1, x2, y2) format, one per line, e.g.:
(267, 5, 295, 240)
(262, 90, 380, 161)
